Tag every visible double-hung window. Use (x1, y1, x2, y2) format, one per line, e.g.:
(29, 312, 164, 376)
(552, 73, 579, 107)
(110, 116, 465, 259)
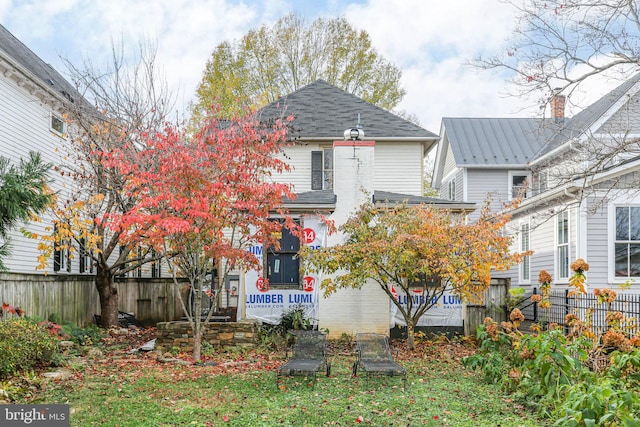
(557, 210, 570, 280)
(520, 223, 530, 282)
(53, 225, 70, 273)
(614, 206, 640, 278)
(447, 180, 456, 201)
(79, 238, 94, 274)
(311, 148, 333, 190)
(266, 220, 300, 287)
(509, 171, 530, 200)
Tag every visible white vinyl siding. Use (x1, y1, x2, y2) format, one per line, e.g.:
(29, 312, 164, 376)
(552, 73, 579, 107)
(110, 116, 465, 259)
(374, 142, 423, 195)
(465, 168, 508, 221)
(0, 70, 72, 274)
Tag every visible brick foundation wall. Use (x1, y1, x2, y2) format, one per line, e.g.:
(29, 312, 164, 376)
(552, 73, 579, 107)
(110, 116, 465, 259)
(156, 320, 257, 353)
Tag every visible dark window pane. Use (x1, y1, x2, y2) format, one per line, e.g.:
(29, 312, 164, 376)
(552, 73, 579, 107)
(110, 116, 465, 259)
(615, 243, 629, 277)
(616, 207, 629, 240)
(631, 207, 640, 240)
(311, 151, 322, 190)
(630, 244, 640, 277)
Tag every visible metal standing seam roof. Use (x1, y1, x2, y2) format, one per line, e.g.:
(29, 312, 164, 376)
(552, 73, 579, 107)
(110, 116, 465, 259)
(442, 73, 640, 168)
(258, 79, 438, 140)
(442, 117, 555, 167)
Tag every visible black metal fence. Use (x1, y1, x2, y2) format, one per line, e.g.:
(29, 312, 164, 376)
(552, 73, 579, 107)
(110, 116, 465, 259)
(516, 288, 640, 337)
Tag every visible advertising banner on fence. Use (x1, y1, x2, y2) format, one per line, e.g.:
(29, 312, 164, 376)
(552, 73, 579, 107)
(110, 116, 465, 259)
(245, 217, 326, 325)
(390, 287, 463, 328)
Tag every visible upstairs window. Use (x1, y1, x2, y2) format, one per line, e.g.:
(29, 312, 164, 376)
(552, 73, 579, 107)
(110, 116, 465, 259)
(447, 180, 456, 201)
(51, 113, 65, 135)
(509, 171, 530, 199)
(311, 148, 333, 190)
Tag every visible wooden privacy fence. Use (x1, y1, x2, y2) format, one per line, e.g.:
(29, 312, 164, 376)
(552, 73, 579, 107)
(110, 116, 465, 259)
(0, 273, 183, 326)
(464, 278, 510, 336)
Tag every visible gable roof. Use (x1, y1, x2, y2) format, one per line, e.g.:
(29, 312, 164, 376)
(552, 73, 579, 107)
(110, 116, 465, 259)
(533, 72, 640, 162)
(442, 117, 556, 167)
(258, 80, 438, 143)
(437, 73, 640, 174)
(0, 24, 78, 105)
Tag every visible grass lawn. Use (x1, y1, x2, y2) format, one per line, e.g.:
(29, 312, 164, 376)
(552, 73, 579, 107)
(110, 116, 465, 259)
(15, 331, 543, 426)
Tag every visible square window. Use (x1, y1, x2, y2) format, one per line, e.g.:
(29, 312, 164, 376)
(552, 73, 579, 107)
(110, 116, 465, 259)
(51, 114, 65, 135)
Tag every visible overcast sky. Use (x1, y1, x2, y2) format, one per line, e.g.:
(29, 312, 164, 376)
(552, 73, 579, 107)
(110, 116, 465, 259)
(0, 0, 609, 132)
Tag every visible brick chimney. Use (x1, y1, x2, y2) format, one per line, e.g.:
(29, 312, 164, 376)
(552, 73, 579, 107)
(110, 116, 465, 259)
(550, 91, 566, 123)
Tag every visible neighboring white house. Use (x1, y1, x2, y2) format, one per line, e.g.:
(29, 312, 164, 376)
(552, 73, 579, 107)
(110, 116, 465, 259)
(432, 73, 640, 293)
(0, 25, 178, 325)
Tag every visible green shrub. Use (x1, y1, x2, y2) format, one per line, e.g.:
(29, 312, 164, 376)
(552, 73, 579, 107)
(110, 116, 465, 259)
(61, 323, 104, 346)
(0, 318, 59, 378)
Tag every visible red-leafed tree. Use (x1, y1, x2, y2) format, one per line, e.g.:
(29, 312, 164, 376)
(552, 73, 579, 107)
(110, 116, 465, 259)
(103, 106, 297, 361)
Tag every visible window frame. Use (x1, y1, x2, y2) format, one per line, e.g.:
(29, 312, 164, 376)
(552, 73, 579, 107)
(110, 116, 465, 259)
(508, 171, 531, 200)
(613, 205, 640, 279)
(520, 222, 531, 283)
(50, 112, 65, 136)
(556, 209, 570, 281)
(79, 238, 94, 274)
(447, 179, 456, 201)
(264, 219, 301, 289)
(311, 148, 333, 190)
(53, 231, 71, 273)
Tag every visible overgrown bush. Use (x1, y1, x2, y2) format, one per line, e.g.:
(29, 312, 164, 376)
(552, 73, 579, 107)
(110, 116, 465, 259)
(0, 318, 59, 378)
(257, 305, 314, 350)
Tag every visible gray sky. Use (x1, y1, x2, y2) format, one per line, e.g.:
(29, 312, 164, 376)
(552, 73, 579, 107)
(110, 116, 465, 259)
(0, 0, 614, 132)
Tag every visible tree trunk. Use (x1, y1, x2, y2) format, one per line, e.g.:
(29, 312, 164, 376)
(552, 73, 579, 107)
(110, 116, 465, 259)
(406, 323, 415, 350)
(193, 326, 202, 363)
(96, 266, 119, 328)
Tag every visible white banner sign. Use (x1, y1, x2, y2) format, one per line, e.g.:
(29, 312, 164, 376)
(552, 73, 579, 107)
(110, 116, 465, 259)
(390, 288, 463, 328)
(244, 218, 325, 325)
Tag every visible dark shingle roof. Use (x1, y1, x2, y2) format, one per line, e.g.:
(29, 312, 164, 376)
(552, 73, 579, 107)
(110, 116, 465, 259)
(373, 191, 475, 211)
(258, 80, 437, 140)
(0, 24, 77, 104)
(443, 118, 556, 167)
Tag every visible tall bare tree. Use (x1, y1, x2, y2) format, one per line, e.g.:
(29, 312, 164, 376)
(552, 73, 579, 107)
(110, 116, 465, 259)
(473, 0, 640, 209)
(38, 40, 176, 328)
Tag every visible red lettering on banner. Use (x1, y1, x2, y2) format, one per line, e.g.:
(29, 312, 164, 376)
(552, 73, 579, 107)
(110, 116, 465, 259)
(256, 277, 269, 292)
(303, 228, 316, 244)
(303, 276, 315, 292)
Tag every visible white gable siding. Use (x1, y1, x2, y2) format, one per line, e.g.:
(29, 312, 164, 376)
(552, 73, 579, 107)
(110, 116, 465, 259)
(442, 142, 457, 178)
(275, 143, 318, 192)
(1, 72, 71, 274)
(374, 142, 423, 195)
(597, 91, 640, 134)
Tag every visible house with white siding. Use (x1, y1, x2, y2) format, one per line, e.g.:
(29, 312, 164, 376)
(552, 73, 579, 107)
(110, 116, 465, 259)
(1, 24, 474, 334)
(432, 73, 640, 293)
(0, 24, 179, 325)
(236, 80, 474, 337)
